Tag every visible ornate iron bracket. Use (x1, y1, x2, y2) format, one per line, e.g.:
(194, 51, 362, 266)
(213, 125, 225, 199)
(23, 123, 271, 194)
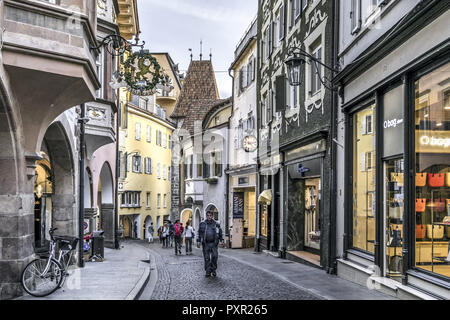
(90, 34, 146, 57)
(286, 45, 340, 91)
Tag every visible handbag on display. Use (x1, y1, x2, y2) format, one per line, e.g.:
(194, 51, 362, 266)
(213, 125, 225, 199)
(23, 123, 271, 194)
(432, 198, 446, 213)
(428, 173, 445, 187)
(415, 173, 427, 187)
(415, 199, 426, 213)
(446, 173, 450, 187)
(415, 224, 426, 239)
(389, 201, 403, 219)
(447, 199, 450, 215)
(391, 172, 404, 186)
(389, 224, 403, 247)
(426, 224, 444, 240)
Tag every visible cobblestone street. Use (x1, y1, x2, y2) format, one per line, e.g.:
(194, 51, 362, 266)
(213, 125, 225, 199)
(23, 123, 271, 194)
(136, 241, 323, 300)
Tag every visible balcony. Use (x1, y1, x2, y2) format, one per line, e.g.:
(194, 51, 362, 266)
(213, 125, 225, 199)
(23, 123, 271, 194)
(117, 0, 138, 40)
(2, 0, 100, 154)
(84, 102, 116, 157)
(156, 89, 176, 103)
(185, 179, 203, 203)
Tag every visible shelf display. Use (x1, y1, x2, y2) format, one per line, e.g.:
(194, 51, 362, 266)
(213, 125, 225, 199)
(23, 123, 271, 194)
(384, 158, 404, 278)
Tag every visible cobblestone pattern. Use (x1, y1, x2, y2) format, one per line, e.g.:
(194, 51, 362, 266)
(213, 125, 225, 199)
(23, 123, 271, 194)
(141, 242, 322, 300)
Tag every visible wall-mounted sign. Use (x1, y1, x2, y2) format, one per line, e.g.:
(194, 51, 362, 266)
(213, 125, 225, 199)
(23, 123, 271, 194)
(233, 192, 245, 219)
(297, 163, 311, 176)
(383, 85, 404, 158)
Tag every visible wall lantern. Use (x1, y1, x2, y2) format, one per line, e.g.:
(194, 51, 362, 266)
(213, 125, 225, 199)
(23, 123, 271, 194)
(284, 45, 340, 90)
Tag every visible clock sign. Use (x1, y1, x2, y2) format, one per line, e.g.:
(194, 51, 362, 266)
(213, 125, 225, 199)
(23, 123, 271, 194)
(243, 135, 258, 152)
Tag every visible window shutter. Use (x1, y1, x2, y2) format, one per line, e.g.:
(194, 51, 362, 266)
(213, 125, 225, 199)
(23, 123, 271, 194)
(269, 23, 273, 55)
(351, 0, 361, 34)
(150, 158, 153, 174)
(361, 115, 367, 135)
(127, 154, 131, 172)
(140, 157, 143, 173)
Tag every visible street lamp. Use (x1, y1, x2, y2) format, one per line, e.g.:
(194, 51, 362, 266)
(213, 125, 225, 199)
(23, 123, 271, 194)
(284, 45, 339, 90)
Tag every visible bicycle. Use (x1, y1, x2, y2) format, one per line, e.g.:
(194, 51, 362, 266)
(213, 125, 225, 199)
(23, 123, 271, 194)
(21, 228, 79, 297)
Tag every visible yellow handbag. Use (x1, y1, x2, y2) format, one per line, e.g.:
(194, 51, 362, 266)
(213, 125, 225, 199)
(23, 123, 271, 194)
(446, 173, 450, 187)
(427, 225, 444, 240)
(415, 173, 427, 187)
(391, 172, 404, 186)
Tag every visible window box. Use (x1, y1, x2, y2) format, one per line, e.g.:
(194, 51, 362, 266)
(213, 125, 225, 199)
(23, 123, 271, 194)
(205, 177, 219, 184)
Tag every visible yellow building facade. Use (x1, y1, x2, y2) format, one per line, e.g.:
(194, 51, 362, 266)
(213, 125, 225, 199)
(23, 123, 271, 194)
(118, 52, 181, 240)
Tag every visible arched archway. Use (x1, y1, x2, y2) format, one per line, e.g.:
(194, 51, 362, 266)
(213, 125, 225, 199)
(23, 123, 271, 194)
(42, 122, 76, 237)
(144, 215, 154, 240)
(180, 209, 192, 230)
(0, 91, 25, 299)
(98, 162, 115, 247)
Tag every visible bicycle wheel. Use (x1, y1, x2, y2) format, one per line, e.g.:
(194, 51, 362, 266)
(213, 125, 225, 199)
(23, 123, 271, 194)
(21, 258, 63, 297)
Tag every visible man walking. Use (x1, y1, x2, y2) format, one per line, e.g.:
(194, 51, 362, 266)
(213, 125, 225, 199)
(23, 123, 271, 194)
(184, 221, 195, 255)
(173, 219, 184, 255)
(196, 211, 223, 277)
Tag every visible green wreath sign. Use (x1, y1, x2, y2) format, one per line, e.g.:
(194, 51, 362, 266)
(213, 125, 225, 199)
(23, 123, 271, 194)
(120, 51, 169, 96)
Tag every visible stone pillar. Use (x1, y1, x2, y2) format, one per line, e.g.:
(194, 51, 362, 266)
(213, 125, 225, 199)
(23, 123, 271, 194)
(101, 203, 115, 248)
(0, 193, 35, 300)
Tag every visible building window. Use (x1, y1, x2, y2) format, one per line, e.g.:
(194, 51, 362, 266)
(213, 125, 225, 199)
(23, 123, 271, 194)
(168, 166, 171, 180)
(196, 154, 203, 178)
(310, 43, 322, 96)
(146, 192, 151, 208)
(163, 194, 167, 208)
(157, 163, 161, 179)
(135, 122, 141, 140)
(139, 97, 148, 110)
(145, 157, 153, 174)
(414, 62, 450, 279)
(157, 194, 161, 208)
(95, 48, 104, 99)
(353, 104, 376, 254)
(147, 125, 151, 142)
(351, 0, 362, 34)
(132, 155, 142, 173)
(163, 165, 166, 180)
(121, 191, 141, 208)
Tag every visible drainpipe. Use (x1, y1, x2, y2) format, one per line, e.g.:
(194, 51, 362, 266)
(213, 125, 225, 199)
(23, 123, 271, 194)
(327, 0, 339, 274)
(78, 104, 87, 268)
(227, 68, 235, 247)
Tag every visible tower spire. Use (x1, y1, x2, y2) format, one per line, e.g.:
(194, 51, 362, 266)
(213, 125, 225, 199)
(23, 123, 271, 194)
(200, 39, 203, 61)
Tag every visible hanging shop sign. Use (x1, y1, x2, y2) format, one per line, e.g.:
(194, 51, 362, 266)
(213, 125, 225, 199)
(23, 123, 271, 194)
(114, 51, 172, 96)
(233, 192, 245, 219)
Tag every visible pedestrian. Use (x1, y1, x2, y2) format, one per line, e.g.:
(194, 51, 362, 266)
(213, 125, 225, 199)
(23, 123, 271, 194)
(157, 225, 162, 243)
(162, 221, 170, 248)
(173, 220, 184, 255)
(197, 211, 224, 277)
(147, 223, 154, 243)
(184, 221, 195, 255)
(168, 221, 174, 247)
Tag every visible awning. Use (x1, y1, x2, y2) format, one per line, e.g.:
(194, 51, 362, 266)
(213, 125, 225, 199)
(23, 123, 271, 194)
(258, 189, 272, 205)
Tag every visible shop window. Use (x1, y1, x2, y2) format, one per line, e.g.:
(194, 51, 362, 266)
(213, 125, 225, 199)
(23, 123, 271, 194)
(414, 62, 450, 279)
(353, 104, 376, 253)
(261, 204, 269, 237)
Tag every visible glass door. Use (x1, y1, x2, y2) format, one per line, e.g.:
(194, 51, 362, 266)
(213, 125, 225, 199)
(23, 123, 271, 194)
(384, 158, 404, 280)
(305, 178, 321, 250)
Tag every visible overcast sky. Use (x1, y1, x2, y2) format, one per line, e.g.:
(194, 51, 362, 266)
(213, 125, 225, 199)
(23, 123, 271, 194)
(137, 0, 258, 98)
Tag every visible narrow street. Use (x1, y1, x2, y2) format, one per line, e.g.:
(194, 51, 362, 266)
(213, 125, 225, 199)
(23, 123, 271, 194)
(135, 241, 393, 301)
(137, 241, 321, 300)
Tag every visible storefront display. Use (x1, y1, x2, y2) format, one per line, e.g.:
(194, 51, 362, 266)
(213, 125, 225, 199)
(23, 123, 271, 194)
(384, 158, 404, 279)
(414, 62, 450, 278)
(352, 104, 376, 253)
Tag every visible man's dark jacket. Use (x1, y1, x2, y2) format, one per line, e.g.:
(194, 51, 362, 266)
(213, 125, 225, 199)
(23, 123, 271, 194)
(197, 219, 223, 246)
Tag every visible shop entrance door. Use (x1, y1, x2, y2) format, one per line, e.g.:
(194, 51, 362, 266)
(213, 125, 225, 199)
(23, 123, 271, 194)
(383, 158, 404, 281)
(304, 178, 321, 251)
